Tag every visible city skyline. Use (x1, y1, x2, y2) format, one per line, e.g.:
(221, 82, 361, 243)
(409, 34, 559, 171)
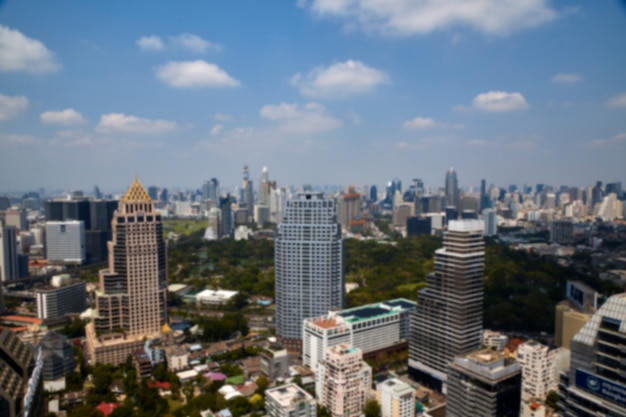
(0, 1, 625, 190)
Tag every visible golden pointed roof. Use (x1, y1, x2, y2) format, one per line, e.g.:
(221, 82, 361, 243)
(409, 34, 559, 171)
(161, 323, 171, 333)
(121, 177, 152, 203)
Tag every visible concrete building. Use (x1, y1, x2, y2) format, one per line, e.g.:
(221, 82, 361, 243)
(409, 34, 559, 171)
(517, 340, 557, 401)
(316, 344, 371, 417)
(165, 345, 188, 372)
(445, 167, 459, 209)
(45, 220, 85, 264)
(550, 219, 574, 245)
(39, 331, 76, 387)
(86, 177, 168, 366)
(406, 216, 431, 237)
(376, 378, 415, 417)
(5, 208, 27, 232)
(303, 299, 415, 372)
(446, 349, 522, 417)
(0, 226, 19, 281)
(338, 188, 363, 230)
(409, 220, 485, 392)
(260, 344, 290, 380)
(482, 208, 498, 237)
(275, 192, 343, 351)
(195, 289, 238, 306)
(555, 281, 598, 350)
(35, 275, 86, 319)
(265, 383, 317, 417)
(483, 330, 508, 351)
(558, 293, 626, 416)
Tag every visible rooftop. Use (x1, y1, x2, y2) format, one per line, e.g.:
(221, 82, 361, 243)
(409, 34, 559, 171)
(337, 298, 416, 324)
(266, 383, 313, 408)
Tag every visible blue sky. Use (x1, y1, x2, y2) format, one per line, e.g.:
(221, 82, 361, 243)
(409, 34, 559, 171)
(0, 0, 625, 193)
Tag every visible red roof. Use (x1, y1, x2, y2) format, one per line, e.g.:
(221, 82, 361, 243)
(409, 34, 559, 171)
(147, 380, 171, 390)
(96, 402, 121, 417)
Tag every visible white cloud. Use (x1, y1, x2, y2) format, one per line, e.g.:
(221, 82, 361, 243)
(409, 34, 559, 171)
(213, 113, 232, 121)
(0, 94, 28, 120)
(136, 35, 164, 51)
(303, 0, 557, 36)
(40, 108, 86, 125)
(466, 139, 491, 147)
(96, 113, 177, 134)
(0, 25, 59, 73)
(589, 132, 626, 148)
(170, 33, 221, 53)
(471, 91, 529, 112)
(403, 116, 463, 130)
(260, 102, 342, 134)
(0, 133, 37, 145)
(210, 124, 224, 135)
(156, 60, 240, 88)
(606, 92, 626, 109)
(551, 73, 582, 84)
(292, 60, 389, 99)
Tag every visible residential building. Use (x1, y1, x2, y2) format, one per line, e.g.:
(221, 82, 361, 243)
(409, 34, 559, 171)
(517, 340, 557, 401)
(86, 177, 168, 366)
(483, 330, 508, 351)
(35, 275, 86, 319)
(558, 293, 626, 416)
(483, 208, 498, 236)
(550, 219, 574, 245)
(45, 221, 85, 264)
(446, 349, 522, 417)
(165, 345, 188, 372)
(260, 344, 290, 380)
(275, 192, 343, 351)
(303, 299, 415, 372)
(316, 344, 371, 417)
(376, 378, 415, 417)
(265, 383, 317, 417)
(0, 226, 18, 281)
(409, 220, 485, 392)
(5, 208, 27, 232)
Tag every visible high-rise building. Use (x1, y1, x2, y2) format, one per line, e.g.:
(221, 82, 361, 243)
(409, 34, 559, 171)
(35, 275, 86, 319)
(516, 340, 558, 401)
(265, 383, 317, 417)
(219, 195, 233, 238)
(482, 209, 497, 237)
(445, 167, 459, 209)
(39, 331, 76, 385)
(446, 349, 522, 417)
(5, 208, 27, 232)
(315, 344, 371, 417)
(242, 165, 254, 220)
(406, 216, 431, 237)
(45, 221, 85, 265)
(559, 293, 626, 416)
(275, 192, 343, 351)
(0, 226, 19, 282)
(208, 178, 220, 203)
(86, 177, 167, 365)
(550, 219, 574, 244)
(369, 185, 378, 203)
(376, 378, 415, 417)
(409, 220, 485, 392)
(259, 166, 272, 207)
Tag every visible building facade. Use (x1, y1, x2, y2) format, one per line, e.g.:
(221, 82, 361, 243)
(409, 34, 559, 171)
(275, 192, 343, 351)
(45, 221, 86, 264)
(265, 383, 317, 417)
(35, 277, 86, 320)
(376, 378, 415, 417)
(516, 340, 557, 401)
(0, 226, 18, 281)
(445, 167, 459, 209)
(409, 220, 485, 392)
(86, 177, 168, 365)
(315, 344, 371, 417)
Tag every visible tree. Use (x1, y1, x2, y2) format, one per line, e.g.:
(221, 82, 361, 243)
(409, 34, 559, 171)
(363, 399, 381, 417)
(546, 390, 559, 411)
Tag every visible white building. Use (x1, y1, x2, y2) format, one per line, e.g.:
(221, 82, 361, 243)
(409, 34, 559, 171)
(376, 378, 415, 417)
(36, 275, 86, 319)
(166, 345, 189, 372)
(45, 221, 85, 264)
(482, 330, 508, 351)
(0, 225, 19, 281)
(482, 209, 497, 236)
(265, 383, 317, 417)
(316, 344, 371, 417)
(195, 289, 238, 306)
(516, 340, 558, 401)
(303, 299, 415, 372)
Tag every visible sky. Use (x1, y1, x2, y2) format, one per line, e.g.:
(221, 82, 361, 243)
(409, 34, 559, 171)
(0, 0, 625, 194)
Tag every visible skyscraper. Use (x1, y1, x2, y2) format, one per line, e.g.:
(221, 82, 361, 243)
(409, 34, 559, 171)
(0, 226, 18, 282)
(242, 165, 254, 215)
(445, 167, 459, 209)
(208, 178, 220, 203)
(409, 219, 485, 392)
(275, 191, 343, 350)
(219, 195, 233, 238)
(86, 177, 167, 365)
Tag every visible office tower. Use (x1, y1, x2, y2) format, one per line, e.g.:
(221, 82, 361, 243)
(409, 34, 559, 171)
(406, 216, 431, 237)
(219, 195, 233, 238)
(45, 221, 85, 265)
(445, 206, 458, 223)
(86, 177, 167, 365)
(147, 186, 158, 201)
(0, 328, 44, 417)
(461, 209, 478, 219)
(606, 181, 622, 198)
(207, 178, 220, 203)
(39, 331, 76, 386)
(338, 187, 363, 229)
(596, 193, 623, 221)
(445, 167, 459, 209)
(316, 344, 371, 417)
(0, 196, 10, 211)
(303, 299, 415, 372)
(0, 226, 19, 282)
(591, 181, 604, 207)
(160, 188, 168, 202)
(392, 203, 412, 227)
(202, 180, 211, 201)
(446, 349, 522, 417)
(369, 185, 378, 203)
(516, 340, 558, 401)
(255, 204, 270, 228)
(242, 165, 254, 213)
(35, 275, 86, 319)
(275, 192, 343, 351)
(559, 293, 626, 416)
(555, 281, 598, 350)
(536, 183, 545, 194)
(409, 220, 485, 392)
(483, 209, 497, 236)
(259, 166, 272, 206)
(89, 200, 117, 231)
(5, 208, 27, 232)
(550, 219, 574, 244)
(480, 179, 488, 210)
(376, 378, 415, 417)
(205, 207, 221, 240)
(265, 383, 317, 417)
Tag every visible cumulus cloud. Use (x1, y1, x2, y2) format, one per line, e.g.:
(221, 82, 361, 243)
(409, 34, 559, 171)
(551, 73, 582, 84)
(136, 33, 221, 53)
(0, 94, 28, 120)
(471, 91, 529, 112)
(96, 113, 177, 134)
(136, 35, 164, 51)
(260, 102, 342, 134)
(0, 25, 60, 73)
(210, 124, 224, 135)
(606, 92, 626, 109)
(156, 60, 240, 88)
(292, 60, 389, 99)
(301, 0, 557, 36)
(40, 108, 86, 125)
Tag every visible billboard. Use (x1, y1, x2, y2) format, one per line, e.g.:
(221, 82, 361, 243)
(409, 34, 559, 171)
(575, 369, 626, 407)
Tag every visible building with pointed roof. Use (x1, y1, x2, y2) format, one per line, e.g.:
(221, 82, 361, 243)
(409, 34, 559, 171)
(86, 177, 168, 366)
